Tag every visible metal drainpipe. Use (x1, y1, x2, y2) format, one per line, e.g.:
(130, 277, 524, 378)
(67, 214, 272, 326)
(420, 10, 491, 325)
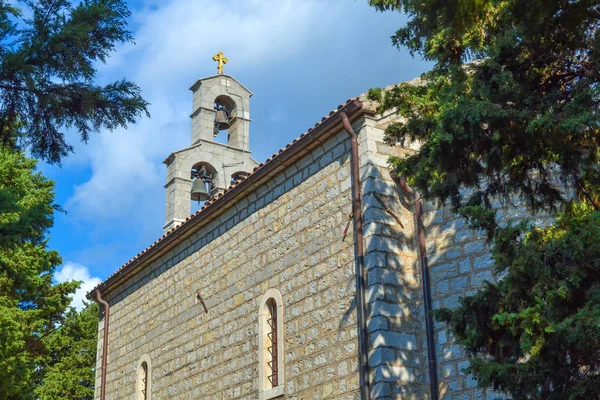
(95, 290, 110, 400)
(340, 112, 371, 400)
(398, 176, 439, 400)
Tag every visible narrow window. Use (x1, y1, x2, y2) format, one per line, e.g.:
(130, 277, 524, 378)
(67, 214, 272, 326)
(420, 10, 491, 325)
(139, 362, 148, 399)
(136, 355, 152, 400)
(259, 289, 284, 400)
(266, 298, 278, 388)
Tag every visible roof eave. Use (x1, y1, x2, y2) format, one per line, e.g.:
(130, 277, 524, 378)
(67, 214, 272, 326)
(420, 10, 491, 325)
(88, 99, 372, 299)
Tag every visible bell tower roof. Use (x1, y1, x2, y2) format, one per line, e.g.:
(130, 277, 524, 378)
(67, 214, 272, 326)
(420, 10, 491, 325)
(189, 74, 253, 96)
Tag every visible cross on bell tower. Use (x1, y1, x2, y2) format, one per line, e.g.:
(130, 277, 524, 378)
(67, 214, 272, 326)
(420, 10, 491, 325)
(162, 54, 258, 233)
(212, 51, 228, 74)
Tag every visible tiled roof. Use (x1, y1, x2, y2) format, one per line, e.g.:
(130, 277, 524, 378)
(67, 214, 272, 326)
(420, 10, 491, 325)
(88, 96, 373, 298)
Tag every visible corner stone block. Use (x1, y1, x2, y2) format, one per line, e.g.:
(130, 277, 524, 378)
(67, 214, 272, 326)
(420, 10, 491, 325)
(364, 251, 387, 269)
(367, 315, 389, 332)
(374, 364, 416, 383)
(366, 284, 386, 303)
(363, 177, 397, 197)
(371, 330, 417, 350)
(367, 268, 403, 287)
(368, 347, 396, 367)
(370, 300, 405, 318)
(371, 382, 392, 398)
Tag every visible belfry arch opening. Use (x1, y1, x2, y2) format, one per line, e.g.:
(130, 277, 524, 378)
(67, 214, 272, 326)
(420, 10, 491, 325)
(213, 95, 237, 145)
(230, 171, 249, 186)
(190, 162, 217, 213)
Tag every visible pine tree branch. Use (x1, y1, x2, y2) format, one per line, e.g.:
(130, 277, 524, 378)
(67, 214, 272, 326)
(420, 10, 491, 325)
(574, 175, 600, 211)
(0, 83, 33, 92)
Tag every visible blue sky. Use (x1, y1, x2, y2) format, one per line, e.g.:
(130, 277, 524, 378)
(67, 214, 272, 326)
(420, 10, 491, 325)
(43, 0, 431, 308)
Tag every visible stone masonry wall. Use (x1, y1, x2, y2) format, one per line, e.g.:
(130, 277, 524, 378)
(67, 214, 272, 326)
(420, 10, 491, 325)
(95, 104, 544, 400)
(363, 105, 550, 400)
(358, 109, 496, 400)
(95, 127, 362, 399)
(359, 108, 507, 400)
(422, 201, 498, 400)
(356, 113, 430, 400)
(423, 198, 551, 400)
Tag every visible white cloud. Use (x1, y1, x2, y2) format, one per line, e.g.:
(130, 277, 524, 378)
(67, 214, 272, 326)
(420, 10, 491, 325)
(54, 262, 102, 311)
(64, 0, 348, 234)
(58, 0, 423, 271)
(65, 96, 185, 226)
(110, 0, 323, 87)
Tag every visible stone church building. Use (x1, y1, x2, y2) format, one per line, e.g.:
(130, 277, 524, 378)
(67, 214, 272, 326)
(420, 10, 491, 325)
(89, 68, 508, 400)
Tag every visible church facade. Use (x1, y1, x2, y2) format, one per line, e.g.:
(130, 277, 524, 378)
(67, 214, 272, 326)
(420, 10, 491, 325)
(89, 70, 511, 400)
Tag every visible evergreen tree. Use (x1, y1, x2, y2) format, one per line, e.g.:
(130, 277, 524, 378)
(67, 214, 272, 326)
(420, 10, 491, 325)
(0, 0, 149, 164)
(36, 301, 98, 400)
(0, 145, 79, 399)
(368, 0, 600, 397)
(437, 207, 600, 398)
(0, 1, 145, 396)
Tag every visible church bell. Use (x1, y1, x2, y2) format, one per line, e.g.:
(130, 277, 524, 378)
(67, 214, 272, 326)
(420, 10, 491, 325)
(190, 178, 211, 202)
(214, 110, 230, 131)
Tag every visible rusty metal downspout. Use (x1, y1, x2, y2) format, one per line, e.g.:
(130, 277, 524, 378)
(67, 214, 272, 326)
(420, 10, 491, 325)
(398, 177, 439, 400)
(340, 112, 371, 400)
(95, 290, 110, 400)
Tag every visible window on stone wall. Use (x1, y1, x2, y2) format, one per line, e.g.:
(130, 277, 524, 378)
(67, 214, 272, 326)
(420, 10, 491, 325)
(259, 289, 285, 400)
(136, 355, 152, 400)
(266, 298, 278, 386)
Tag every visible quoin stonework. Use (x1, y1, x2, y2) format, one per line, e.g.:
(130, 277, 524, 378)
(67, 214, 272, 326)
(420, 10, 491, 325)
(88, 70, 525, 399)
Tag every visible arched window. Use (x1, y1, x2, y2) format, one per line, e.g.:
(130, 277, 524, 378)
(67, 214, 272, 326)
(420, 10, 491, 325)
(259, 289, 285, 400)
(266, 298, 278, 386)
(136, 355, 152, 400)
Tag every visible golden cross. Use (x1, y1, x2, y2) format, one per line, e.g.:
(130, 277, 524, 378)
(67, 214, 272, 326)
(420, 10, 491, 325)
(212, 51, 228, 74)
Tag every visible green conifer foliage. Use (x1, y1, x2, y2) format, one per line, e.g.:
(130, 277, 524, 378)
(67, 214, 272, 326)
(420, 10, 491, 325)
(436, 207, 600, 398)
(369, 0, 600, 397)
(0, 0, 149, 164)
(0, 145, 79, 399)
(36, 302, 98, 400)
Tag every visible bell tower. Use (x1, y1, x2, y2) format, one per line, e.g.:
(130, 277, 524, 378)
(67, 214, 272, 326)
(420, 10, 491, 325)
(162, 52, 259, 233)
